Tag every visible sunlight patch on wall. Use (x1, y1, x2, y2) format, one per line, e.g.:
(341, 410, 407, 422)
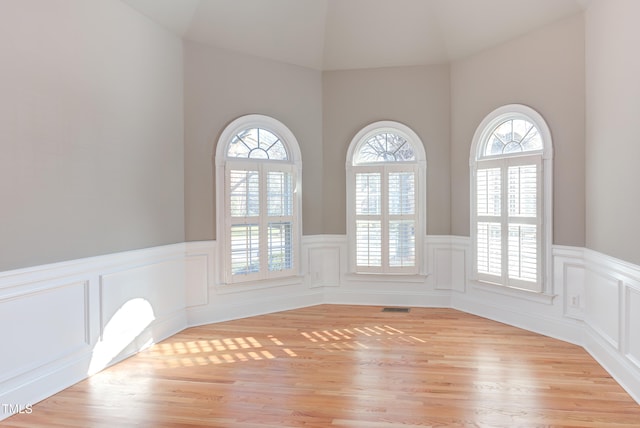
(88, 298, 156, 375)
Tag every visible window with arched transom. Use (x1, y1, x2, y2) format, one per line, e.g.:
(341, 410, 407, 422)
(470, 105, 553, 293)
(215, 115, 302, 284)
(346, 121, 426, 274)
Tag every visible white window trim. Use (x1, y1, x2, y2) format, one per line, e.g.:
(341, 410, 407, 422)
(346, 121, 427, 275)
(469, 104, 553, 296)
(215, 114, 302, 286)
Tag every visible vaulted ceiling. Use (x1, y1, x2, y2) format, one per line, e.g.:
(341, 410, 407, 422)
(121, 0, 589, 70)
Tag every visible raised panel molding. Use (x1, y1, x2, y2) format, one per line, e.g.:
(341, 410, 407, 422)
(303, 235, 342, 288)
(2, 239, 640, 421)
(626, 287, 640, 369)
(0, 280, 90, 385)
(584, 270, 621, 349)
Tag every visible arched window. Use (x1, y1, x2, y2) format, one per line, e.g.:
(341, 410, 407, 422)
(346, 121, 426, 274)
(470, 104, 553, 293)
(215, 115, 302, 284)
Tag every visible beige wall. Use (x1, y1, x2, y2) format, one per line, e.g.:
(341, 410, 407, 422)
(450, 14, 586, 247)
(322, 65, 451, 235)
(184, 42, 324, 241)
(1, 3, 598, 272)
(0, 0, 184, 271)
(585, 0, 640, 265)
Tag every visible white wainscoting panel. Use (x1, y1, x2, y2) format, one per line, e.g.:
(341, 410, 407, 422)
(582, 248, 640, 404)
(303, 235, 341, 288)
(0, 243, 188, 421)
(553, 246, 586, 320)
(0, 281, 89, 384)
(430, 236, 468, 292)
(184, 238, 324, 327)
(584, 269, 621, 350)
(3, 238, 640, 422)
(184, 241, 215, 319)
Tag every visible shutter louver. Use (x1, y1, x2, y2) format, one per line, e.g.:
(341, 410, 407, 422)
(508, 165, 537, 217)
(477, 168, 501, 216)
(356, 220, 382, 267)
(229, 170, 259, 217)
(388, 172, 415, 215)
(507, 164, 538, 284)
(389, 220, 415, 267)
(388, 172, 416, 267)
(477, 222, 502, 276)
(268, 222, 292, 272)
(508, 224, 537, 282)
(355, 173, 381, 215)
(230, 224, 260, 275)
(267, 171, 293, 216)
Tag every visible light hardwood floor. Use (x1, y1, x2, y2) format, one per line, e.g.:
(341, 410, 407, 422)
(3, 305, 640, 427)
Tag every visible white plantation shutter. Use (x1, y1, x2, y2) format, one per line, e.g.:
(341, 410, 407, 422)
(508, 165, 537, 217)
(477, 221, 502, 276)
(266, 168, 294, 274)
(353, 167, 417, 273)
(475, 166, 502, 279)
(508, 223, 537, 282)
(355, 170, 383, 271)
(355, 173, 381, 216)
(474, 157, 541, 291)
(476, 168, 501, 217)
(226, 163, 297, 282)
(356, 220, 382, 267)
(506, 161, 540, 290)
(388, 171, 415, 268)
(230, 224, 260, 276)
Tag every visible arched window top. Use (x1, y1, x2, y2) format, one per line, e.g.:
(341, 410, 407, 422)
(216, 114, 301, 166)
(228, 128, 288, 160)
(483, 117, 542, 157)
(471, 104, 552, 164)
(355, 132, 415, 163)
(347, 121, 426, 167)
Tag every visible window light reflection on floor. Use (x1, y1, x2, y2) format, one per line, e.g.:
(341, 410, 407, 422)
(149, 335, 293, 368)
(145, 324, 425, 368)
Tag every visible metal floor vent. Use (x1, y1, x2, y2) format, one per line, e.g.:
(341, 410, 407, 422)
(382, 307, 410, 313)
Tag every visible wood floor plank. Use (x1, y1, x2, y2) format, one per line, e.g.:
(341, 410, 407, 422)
(3, 305, 639, 427)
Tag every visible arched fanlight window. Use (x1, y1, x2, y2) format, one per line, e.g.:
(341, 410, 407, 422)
(215, 115, 302, 285)
(227, 128, 289, 160)
(470, 105, 553, 293)
(346, 121, 426, 274)
(354, 132, 416, 163)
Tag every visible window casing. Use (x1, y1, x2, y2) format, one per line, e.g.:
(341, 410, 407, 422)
(470, 105, 553, 294)
(346, 121, 426, 275)
(215, 115, 302, 285)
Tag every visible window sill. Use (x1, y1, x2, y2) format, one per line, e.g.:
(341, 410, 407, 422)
(216, 274, 304, 294)
(470, 280, 556, 304)
(344, 272, 429, 284)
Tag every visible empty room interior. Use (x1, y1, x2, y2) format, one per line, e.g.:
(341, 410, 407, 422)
(2, 0, 640, 426)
